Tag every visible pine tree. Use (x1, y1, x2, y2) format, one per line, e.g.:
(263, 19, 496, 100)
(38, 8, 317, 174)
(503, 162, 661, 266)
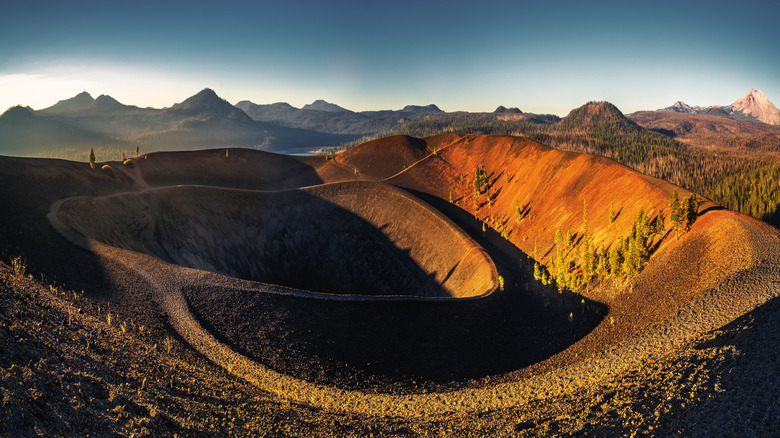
(595, 248, 607, 276)
(472, 165, 487, 196)
(555, 230, 567, 289)
(634, 209, 649, 248)
(609, 243, 622, 277)
(622, 210, 650, 276)
(655, 211, 665, 235)
(608, 204, 615, 224)
(89, 148, 95, 169)
(670, 190, 683, 240)
(686, 194, 699, 230)
(580, 233, 595, 283)
(624, 236, 641, 276)
(610, 233, 624, 277)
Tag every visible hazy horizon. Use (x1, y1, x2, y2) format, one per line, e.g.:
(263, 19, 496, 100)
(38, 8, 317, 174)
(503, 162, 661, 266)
(2, 0, 778, 117)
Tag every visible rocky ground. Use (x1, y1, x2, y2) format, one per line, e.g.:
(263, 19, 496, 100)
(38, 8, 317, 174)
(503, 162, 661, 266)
(2, 259, 777, 437)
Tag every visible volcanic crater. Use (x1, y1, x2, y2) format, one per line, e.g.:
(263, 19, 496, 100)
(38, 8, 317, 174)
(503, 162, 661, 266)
(19, 134, 779, 414)
(52, 181, 498, 299)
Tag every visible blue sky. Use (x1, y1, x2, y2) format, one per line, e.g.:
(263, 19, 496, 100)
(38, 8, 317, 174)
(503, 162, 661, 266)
(1, 0, 778, 115)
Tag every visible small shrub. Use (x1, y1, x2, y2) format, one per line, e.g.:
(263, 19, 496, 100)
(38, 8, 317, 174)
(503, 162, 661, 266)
(122, 159, 134, 168)
(11, 256, 25, 278)
(498, 275, 504, 291)
(101, 164, 117, 179)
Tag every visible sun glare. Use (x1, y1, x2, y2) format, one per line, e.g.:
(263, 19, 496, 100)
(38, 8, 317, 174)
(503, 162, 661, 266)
(0, 73, 96, 110)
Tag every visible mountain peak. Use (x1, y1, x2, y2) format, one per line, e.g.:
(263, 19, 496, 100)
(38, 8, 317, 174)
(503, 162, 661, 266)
(582, 101, 623, 115)
(41, 91, 95, 114)
(729, 89, 780, 125)
(559, 101, 635, 132)
(494, 105, 523, 114)
(1, 105, 35, 120)
(195, 88, 219, 99)
(169, 89, 237, 116)
(94, 94, 122, 106)
(302, 100, 348, 112)
(164, 88, 253, 123)
(400, 104, 443, 115)
(659, 101, 707, 114)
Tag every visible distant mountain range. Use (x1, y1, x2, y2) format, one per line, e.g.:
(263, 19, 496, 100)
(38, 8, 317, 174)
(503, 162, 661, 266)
(234, 100, 443, 135)
(2, 87, 777, 159)
(0, 89, 359, 156)
(660, 89, 780, 125)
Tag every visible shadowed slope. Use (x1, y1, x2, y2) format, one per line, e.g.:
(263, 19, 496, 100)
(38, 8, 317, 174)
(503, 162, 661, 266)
(52, 182, 497, 299)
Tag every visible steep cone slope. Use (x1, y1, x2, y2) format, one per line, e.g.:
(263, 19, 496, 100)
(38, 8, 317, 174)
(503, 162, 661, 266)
(341, 133, 706, 268)
(422, 134, 705, 267)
